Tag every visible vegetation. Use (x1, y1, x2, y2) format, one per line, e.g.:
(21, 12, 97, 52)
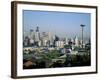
(39, 50, 61, 61)
(23, 49, 91, 69)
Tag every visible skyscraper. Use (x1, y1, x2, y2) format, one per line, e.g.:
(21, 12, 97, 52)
(48, 32, 54, 46)
(65, 37, 68, 45)
(35, 26, 40, 42)
(29, 29, 35, 39)
(74, 36, 79, 47)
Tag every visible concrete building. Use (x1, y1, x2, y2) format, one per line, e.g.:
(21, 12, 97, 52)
(29, 39, 34, 45)
(29, 29, 35, 39)
(65, 37, 68, 45)
(38, 40, 42, 47)
(55, 41, 64, 48)
(35, 27, 40, 42)
(74, 36, 79, 47)
(24, 36, 30, 46)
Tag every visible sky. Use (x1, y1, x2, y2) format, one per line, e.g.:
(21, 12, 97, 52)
(23, 10, 91, 39)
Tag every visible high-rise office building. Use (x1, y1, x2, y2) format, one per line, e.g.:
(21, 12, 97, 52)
(29, 39, 34, 45)
(29, 29, 35, 45)
(24, 36, 30, 46)
(47, 32, 53, 46)
(55, 41, 64, 48)
(38, 40, 42, 46)
(41, 32, 53, 47)
(35, 27, 40, 42)
(74, 36, 79, 47)
(29, 29, 35, 39)
(65, 37, 68, 45)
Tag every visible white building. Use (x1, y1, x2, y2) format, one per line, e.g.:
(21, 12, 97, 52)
(55, 41, 64, 48)
(65, 37, 68, 45)
(35, 32, 40, 42)
(43, 39, 48, 46)
(74, 36, 79, 47)
(35, 27, 40, 42)
(29, 29, 35, 39)
(71, 38, 74, 43)
(38, 40, 42, 46)
(30, 39, 34, 44)
(48, 32, 53, 44)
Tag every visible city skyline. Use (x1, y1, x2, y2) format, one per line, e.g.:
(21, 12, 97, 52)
(23, 10, 91, 39)
(23, 10, 91, 69)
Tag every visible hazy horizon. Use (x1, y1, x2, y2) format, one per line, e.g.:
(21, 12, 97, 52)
(23, 10, 91, 40)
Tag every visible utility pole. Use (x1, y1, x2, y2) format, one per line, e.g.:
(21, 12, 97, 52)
(80, 24, 85, 48)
